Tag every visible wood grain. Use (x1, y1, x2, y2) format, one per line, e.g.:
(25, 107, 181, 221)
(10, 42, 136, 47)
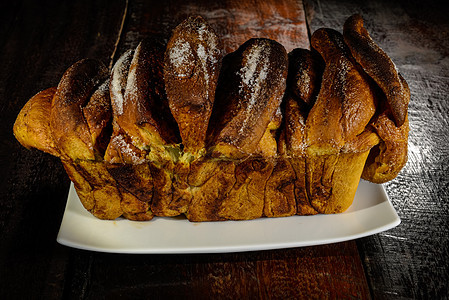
(63, 243, 369, 299)
(0, 0, 126, 298)
(114, 0, 309, 57)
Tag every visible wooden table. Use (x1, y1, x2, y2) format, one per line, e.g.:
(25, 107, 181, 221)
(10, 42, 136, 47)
(1, 0, 448, 298)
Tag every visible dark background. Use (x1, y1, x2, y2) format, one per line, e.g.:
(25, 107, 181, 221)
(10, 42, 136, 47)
(1, 0, 448, 298)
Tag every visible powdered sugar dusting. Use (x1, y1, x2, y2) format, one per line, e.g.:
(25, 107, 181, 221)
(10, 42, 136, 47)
(125, 44, 140, 101)
(196, 21, 219, 98)
(168, 39, 193, 78)
(111, 50, 133, 115)
(288, 117, 307, 154)
(237, 43, 271, 133)
(112, 134, 145, 164)
(197, 22, 218, 51)
(298, 69, 311, 99)
(96, 79, 110, 94)
(197, 44, 209, 82)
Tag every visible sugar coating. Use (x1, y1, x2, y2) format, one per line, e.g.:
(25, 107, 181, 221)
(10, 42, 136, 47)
(112, 134, 145, 164)
(197, 44, 209, 82)
(124, 44, 140, 104)
(88, 79, 110, 109)
(168, 39, 193, 78)
(196, 23, 219, 99)
(288, 115, 307, 153)
(111, 50, 133, 115)
(237, 43, 271, 134)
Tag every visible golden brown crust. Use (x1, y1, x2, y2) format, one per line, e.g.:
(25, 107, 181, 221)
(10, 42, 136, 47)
(51, 59, 109, 160)
(282, 49, 323, 157)
(149, 164, 177, 216)
(289, 158, 318, 215)
(342, 128, 381, 154)
(164, 16, 222, 154)
(208, 38, 288, 159)
(13, 87, 60, 157)
(105, 50, 144, 164)
(171, 160, 193, 214)
(256, 108, 283, 158)
(109, 49, 133, 122)
(362, 114, 409, 183)
(287, 48, 323, 106)
(106, 40, 181, 166)
(63, 159, 155, 221)
(220, 159, 273, 220)
(186, 159, 235, 221)
(105, 131, 147, 164)
(123, 38, 180, 148)
(83, 79, 112, 158)
(343, 14, 410, 127)
(62, 160, 123, 220)
(283, 96, 308, 157)
(106, 163, 153, 202)
(121, 192, 153, 221)
(308, 28, 376, 154)
(307, 150, 371, 213)
(264, 158, 297, 218)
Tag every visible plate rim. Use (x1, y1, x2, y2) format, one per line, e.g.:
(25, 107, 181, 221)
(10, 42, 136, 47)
(57, 181, 401, 254)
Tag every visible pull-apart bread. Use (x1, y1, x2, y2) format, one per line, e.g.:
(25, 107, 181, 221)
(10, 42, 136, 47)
(13, 14, 410, 221)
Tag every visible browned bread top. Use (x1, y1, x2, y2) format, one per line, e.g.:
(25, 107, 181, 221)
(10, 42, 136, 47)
(343, 14, 410, 127)
(106, 39, 181, 165)
(287, 48, 323, 106)
(50, 59, 109, 160)
(13, 87, 60, 157)
(105, 49, 144, 164)
(12, 15, 411, 222)
(362, 113, 409, 183)
(281, 49, 322, 157)
(307, 28, 376, 155)
(164, 16, 222, 155)
(207, 38, 288, 159)
(83, 79, 112, 158)
(121, 38, 180, 148)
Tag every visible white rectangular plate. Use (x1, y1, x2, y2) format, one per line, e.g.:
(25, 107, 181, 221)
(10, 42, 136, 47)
(57, 180, 400, 253)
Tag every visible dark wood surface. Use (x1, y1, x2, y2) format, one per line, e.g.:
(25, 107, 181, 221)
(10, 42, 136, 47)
(1, 0, 448, 299)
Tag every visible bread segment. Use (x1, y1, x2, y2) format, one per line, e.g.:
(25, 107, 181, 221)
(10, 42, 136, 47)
(13, 87, 60, 157)
(208, 38, 288, 159)
(343, 14, 410, 127)
(164, 16, 222, 155)
(308, 28, 376, 154)
(50, 59, 109, 161)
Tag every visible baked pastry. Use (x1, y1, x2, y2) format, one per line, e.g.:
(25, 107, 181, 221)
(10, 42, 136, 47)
(343, 14, 409, 127)
(164, 16, 222, 155)
(304, 28, 379, 213)
(50, 59, 109, 161)
(13, 87, 60, 157)
(343, 14, 410, 183)
(207, 38, 288, 159)
(13, 14, 410, 221)
(186, 37, 288, 221)
(279, 49, 321, 216)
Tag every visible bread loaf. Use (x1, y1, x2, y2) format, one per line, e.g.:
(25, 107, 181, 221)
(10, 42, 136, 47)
(13, 14, 410, 221)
